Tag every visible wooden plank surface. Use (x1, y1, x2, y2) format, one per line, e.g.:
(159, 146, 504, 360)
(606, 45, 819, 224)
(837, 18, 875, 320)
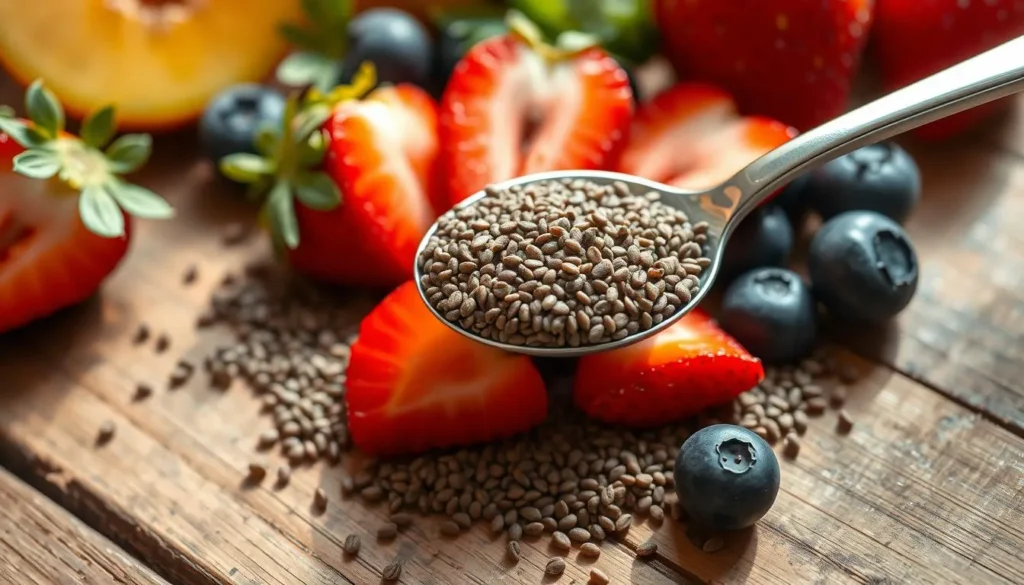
(0, 466, 170, 585)
(1, 81, 1024, 585)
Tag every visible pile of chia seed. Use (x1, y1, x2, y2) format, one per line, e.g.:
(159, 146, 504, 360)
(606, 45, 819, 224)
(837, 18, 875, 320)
(417, 178, 713, 348)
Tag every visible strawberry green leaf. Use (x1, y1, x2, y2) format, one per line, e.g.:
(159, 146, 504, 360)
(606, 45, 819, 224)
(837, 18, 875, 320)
(25, 79, 64, 139)
(0, 105, 12, 117)
(79, 185, 126, 238)
(278, 22, 318, 51)
(276, 51, 340, 91)
(220, 153, 274, 183)
(105, 133, 152, 173)
(109, 181, 176, 219)
(254, 125, 279, 157)
(0, 117, 43, 148)
(268, 180, 300, 249)
(297, 128, 330, 167)
(12, 148, 60, 179)
(81, 105, 117, 149)
(294, 171, 341, 210)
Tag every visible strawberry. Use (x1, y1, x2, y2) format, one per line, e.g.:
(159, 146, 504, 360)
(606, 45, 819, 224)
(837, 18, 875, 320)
(438, 14, 634, 207)
(0, 82, 173, 334)
(574, 309, 763, 427)
(652, 0, 874, 131)
(221, 64, 442, 289)
(346, 281, 548, 456)
(617, 83, 797, 192)
(872, 0, 1024, 140)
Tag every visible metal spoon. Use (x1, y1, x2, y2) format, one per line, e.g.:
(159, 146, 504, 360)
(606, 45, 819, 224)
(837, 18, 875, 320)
(414, 35, 1024, 358)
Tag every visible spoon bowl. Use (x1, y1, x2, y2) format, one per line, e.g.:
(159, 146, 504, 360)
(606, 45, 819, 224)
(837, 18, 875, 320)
(413, 35, 1024, 358)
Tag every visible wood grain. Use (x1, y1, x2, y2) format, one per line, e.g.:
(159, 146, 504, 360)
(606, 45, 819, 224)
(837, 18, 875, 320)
(0, 466, 170, 585)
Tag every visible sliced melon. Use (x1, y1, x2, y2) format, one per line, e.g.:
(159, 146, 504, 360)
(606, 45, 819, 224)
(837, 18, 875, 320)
(0, 0, 304, 129)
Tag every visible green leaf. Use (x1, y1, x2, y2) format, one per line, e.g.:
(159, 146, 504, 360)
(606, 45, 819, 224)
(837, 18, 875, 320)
(105, 133, 152, 174)
(275, 51, 339, 89)
(81, 105, 117, 148)
(303, 0, 350, 25)
(25, 79, 64, 139)
(293, 104, 333, 143)
(267, 180, 300, 249)
(278, 22, 318, 51)
(294, 171, 341, 210)
(0, 117, 43, 148)
(108, 181, 175, 219)
(254, 124, 279, 157)
(12, 149, 59, 179)
(296, 128, 329, 167)
(79, 185, 125, 238)
(0, 105, 12, 118)
(220, 153, 274, 184)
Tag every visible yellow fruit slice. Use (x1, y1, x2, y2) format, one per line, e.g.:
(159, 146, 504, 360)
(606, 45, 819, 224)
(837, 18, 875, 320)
(0, 0, 304, 130)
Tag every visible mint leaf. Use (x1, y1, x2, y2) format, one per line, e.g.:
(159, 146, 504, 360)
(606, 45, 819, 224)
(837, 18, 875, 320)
(220, 153, 274, 183)
(267, 181, 300, 249)
(12, 149, 60, 179)
(294, 171, 341, 210)
(106, 133, 152, 173)
(109, 181, 175, 219)
(25, 79, 64, 139)
(81, 105, 117, 149)
(79, 185, 125, 238)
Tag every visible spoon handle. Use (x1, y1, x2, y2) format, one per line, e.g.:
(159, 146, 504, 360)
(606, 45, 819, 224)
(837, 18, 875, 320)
(727, 34, 1024, 219)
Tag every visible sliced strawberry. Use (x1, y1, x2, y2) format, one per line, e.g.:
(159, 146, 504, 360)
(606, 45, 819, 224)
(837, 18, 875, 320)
(618, 83, 797, 193)
(346, 281, 548, 456)
(872, 0, 1024, 140)
(288, 84, 442, 289)
(0, 172, 130, 333)
(574, 309, 763, 427)
(439, 33, 634, 207)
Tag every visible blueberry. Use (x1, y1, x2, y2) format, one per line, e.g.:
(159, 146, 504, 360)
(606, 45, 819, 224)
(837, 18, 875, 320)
(431, 17, 507, 97)
(803, 142, 921, 223)
(674, 424, 780, 532)
(773, 174, 810, 222)
(719, 268, 816, 364)
(199, 84, 285, 164)
(340, 8, 433, 88)
(808, 211, 919, 323)
(720, 206, 793, 284)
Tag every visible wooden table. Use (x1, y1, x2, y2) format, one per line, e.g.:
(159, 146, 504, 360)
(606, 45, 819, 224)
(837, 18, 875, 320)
(1, 72, 1023, 585)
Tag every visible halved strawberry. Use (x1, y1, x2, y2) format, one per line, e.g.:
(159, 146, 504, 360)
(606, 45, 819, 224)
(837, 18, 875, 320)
(574, 309, 763, 427)
(439, 17, 634, 207)
(346, 281, 549, 456)
(618, 83, 797, 193)
(289, 84, 442, 288)
(0, 82, 173, 334)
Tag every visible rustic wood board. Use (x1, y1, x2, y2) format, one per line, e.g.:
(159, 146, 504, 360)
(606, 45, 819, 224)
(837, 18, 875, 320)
(0, 466, 170, 585)
(1, 81, 1024, 585)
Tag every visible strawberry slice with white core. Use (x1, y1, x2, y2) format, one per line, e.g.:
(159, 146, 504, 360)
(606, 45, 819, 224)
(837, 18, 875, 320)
(346, 281, 548, 456)
(618, 83, 797, 192)
(440, 18, 634, 208)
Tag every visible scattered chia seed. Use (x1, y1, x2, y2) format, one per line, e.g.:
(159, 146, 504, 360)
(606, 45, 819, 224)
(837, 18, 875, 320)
(382, 561, 402, 581)
(545, 557, 566, 576)
(579, 542, 601, 558)
(837, 410, 854, 434)
(702, 536, 724, 553)
(133, 383, 153, 402)
(636, 540, 658, 557)
(132, 324, 150, 345)
(417, 178, 711, 349)
(313, 487, 328, 510)
(276, 465, 291, 487)
(783, 433, 801, 459)
(589, 568, 610, 585)
(154, 333, 171, 353)
(96, 421, 116, 446)
(183, 264, 198, 285)
(247, 460, 267, 483)
(168, 361, 194, 389)
(343, 534, 361, 555)
(507, 540, 521, 564)
(221, 222, 250, 246)
(377, 523, 398, 540)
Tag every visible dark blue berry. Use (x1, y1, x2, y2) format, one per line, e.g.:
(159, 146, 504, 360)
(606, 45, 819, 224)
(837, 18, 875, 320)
(774, 174, 810, 222)
(674, 425, 780, 532)
(431, 17, 507, 98)
(803, 142, 921, 224)
(719, 268, 817, 364)
(340, 8, 434, 88)
(808, 211, 919, 324)
(199, 84, 285, 164)
(720, 206, 793, 285)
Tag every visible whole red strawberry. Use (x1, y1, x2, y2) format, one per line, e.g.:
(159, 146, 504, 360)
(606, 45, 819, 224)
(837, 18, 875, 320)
(0, 81, 174, 334)
(872, 0, 1024, 140)
(652, 0, 874, 131)
(221, 64, 443, 290)
(439, 13, 634, 208)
